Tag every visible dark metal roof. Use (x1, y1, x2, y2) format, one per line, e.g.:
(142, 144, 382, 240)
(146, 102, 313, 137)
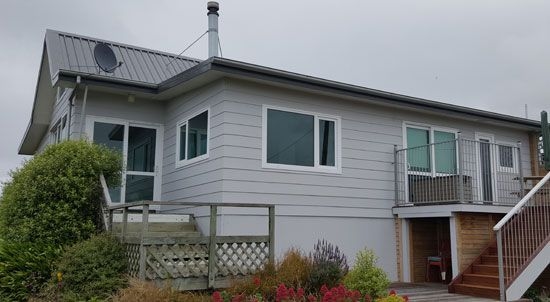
(45, 29, 201, 85)
(21, 30, 540, 156)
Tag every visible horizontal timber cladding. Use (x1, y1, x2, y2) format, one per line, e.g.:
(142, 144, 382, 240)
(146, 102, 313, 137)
(161, 81, 226, 202)
(217, 79, 532, 215)
(456, 212, 504, 272)
(409, 218, 450, 283)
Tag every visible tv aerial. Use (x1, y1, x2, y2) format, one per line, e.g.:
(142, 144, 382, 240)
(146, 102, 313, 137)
(93, 43, 123, 73)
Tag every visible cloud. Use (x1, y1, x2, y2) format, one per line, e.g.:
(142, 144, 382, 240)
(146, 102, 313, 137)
(1, 0, 549, 183)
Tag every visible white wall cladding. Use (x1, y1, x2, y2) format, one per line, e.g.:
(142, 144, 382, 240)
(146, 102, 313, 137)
(209, 79, 532, 280)
(37, 88, 73, 152)
(161, 81, 226, 203)
(71, 90, 166, 140)
(65, 78, 533, 282)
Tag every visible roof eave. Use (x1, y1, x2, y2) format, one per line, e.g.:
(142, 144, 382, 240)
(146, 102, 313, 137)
(56, 70, 159, 94)
(205, 58, 541, 130)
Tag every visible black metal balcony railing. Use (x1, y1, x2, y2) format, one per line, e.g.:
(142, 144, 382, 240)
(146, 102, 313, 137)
(394, 137, 523, 206)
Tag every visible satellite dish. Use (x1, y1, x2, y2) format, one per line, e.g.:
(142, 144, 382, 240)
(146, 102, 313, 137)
(93, 43, 121, 73)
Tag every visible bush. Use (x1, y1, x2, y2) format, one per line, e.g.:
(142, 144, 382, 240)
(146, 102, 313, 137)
(343, 249, 390, 299)
(276, 248, 312, 289)
(0, 240, 59, 302)
(112, 279, 209, 302)
(309, 240, 349, 291)
(215, 284, 374, 302)
(229, 249, 312, 300)
(524, 286, 550, 302)
(0, 140, 121, 246)
(376, 290, 409, 302)
(53, 233, 128, 301)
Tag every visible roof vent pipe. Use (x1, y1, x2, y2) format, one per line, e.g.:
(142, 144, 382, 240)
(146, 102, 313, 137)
(207, 1, 219, 57)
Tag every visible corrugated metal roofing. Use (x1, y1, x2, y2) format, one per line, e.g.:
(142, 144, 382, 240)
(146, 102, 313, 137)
(45, 29, 201, 85)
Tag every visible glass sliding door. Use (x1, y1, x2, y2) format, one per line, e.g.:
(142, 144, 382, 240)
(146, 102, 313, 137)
(93, 122, 124, 202)
(476, 134, 496, 202)
(89, 117, 161, 204)
(479, 139, 494, 201)
(125, 126, 157, 203)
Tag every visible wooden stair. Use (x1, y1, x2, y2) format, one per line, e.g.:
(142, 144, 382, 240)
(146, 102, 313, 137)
(112, 221, 202, 239)
(448, 243, 503, 300)
(449, 189, 550, 300)
(111, 213, 203, 240)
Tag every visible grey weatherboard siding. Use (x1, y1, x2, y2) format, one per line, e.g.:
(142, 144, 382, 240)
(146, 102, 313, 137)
(36, 77, 533, 281)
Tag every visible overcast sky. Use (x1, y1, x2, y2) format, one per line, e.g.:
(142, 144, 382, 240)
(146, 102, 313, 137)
(1, 0, 550, 189)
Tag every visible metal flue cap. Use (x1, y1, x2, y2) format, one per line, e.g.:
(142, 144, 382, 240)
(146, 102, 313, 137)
(207, 1, 219, 15)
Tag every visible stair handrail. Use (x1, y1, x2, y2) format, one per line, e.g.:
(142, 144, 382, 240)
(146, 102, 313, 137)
(99, 173, 112, 231)
(493, 171, 550, 231)
(493, 170, 550, 301)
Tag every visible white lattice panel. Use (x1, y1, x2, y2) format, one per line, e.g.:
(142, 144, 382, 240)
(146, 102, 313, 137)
(145, 243, 209, 279)
(215, 241, 269, 277)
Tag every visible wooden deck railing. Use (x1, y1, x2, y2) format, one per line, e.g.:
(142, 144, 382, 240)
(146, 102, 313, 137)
(493, 171, 550, 301)
(105, 200, 275, 290)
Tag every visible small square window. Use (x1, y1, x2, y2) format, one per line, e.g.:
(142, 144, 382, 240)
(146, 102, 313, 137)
(499, 145, 514, 168)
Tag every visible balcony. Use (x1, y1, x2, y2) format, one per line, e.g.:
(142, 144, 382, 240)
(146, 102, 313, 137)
(394, 137, 524, 206)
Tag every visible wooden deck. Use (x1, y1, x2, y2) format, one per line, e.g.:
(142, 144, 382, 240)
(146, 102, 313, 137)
(105, 201, 275, 291)
(390, 283, 498, 302)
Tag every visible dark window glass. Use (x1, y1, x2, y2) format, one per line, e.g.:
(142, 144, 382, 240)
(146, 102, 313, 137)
(267, 109, 314, 166)
(125, 175, 154, 202)
(127, 126, 156, 172)
(93, 122, 124, 202)
(319, 119, 335, 166)
(179, 124, 187, 161)
(499, 145, 514, 168)
(406, 127, 430, 172)
(188, 111, 208, 159)
(434, 131, 456, 173)
(93, 122, 124, 152)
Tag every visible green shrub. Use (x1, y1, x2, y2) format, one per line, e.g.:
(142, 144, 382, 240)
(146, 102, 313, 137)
(54, 233, 128, 301)
(277, 248, 312, 289)
(524, 286, 550, 302)
(0, 240, 59, 302)
(229, 249, 312, 301)
(308, 240, 348, 291)
(343, 249, 390, 298)
(0, 140, 121, 246)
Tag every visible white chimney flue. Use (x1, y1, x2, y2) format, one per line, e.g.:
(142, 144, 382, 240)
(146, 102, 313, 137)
(207, 1, 219, 57)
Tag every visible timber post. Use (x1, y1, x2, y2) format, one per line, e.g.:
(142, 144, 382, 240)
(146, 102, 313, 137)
(268, 205, 275, 264)
(208, 205, 218, 288)
(138, 204, 149, 280)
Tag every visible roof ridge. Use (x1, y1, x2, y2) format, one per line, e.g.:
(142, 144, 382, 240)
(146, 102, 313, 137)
(45, 28, 202, 63)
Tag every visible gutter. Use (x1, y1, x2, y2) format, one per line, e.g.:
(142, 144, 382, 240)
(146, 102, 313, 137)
(56, 70, 158, 94)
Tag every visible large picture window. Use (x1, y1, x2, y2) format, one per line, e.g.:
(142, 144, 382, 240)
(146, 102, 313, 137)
(176, 109, 210, 167)
(405, 125, 457, 175)
(263, 106, 340, 172)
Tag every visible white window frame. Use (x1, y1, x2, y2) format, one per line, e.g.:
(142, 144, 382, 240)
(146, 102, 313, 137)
(262, 105, 342, 174)
(85, 115, 164, 206)
(402, 121, 459, 177)
(175, 107, 210, 168)
(50, 115, 68, 144)
(496, 141, 519, 173)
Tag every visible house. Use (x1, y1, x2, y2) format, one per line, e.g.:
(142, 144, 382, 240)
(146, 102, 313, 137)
(18, 3, 550, 301)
